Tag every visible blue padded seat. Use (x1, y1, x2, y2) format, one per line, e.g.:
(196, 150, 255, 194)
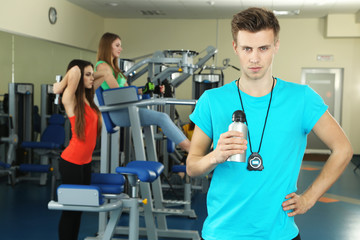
(19, 164, 52, 173)
(21, 141, 61, 149)
(0, 161, 11, 169)
(21, 114, 65, 149)
(91, 173, 125, 194)
(172, 165, 186, 173)
(116, 161, 164, 183)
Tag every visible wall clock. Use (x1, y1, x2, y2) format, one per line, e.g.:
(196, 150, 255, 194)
(49, 7, 57, 24)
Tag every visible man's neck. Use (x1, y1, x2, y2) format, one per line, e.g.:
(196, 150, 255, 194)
(238, 75, 275, 97)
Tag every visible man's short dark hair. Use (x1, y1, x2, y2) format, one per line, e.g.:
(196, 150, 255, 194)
(231, 7, 280, 43)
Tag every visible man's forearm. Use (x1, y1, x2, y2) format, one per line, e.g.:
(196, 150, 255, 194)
(302, 147, 353, 205)
(186, 152, 218, 177)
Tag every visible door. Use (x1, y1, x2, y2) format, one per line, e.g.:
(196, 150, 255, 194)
(301, 68, 343, 153)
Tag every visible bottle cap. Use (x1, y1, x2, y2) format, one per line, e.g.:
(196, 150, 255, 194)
(232, 110, 246, 123)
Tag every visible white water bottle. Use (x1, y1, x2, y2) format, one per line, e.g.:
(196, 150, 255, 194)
(228, 110, 247, 162)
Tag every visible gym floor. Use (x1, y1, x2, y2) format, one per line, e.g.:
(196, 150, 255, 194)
(1, 157, 360, 240)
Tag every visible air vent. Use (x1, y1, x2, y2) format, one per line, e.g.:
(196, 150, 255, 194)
(140, 10, 165, 16)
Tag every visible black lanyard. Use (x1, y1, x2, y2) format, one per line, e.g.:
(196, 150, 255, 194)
(236, 77, 275, 155)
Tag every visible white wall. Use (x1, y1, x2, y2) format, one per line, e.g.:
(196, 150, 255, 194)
(0, 0, 103, 50)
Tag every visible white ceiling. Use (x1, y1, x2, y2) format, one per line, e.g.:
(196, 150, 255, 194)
(67, 0, 360, 19)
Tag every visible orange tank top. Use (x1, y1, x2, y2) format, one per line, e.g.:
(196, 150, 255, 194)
(61, 104, 98, 165)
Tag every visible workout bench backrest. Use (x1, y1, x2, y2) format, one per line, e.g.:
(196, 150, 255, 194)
(102, 86, 139, 106)
(95, 86, 140, 134)
(41, 114, 65, 148)
(95, 87, 118, 134)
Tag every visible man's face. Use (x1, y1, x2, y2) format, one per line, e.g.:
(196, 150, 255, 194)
(232, 29, 279, 81)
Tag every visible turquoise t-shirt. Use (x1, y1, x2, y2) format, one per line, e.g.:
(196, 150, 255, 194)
(190, 79, 327, 240)
(95, 60, 127, 90)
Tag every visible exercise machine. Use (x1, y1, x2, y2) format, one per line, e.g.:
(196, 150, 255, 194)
(193, 58, 240, 99)
(120, 47, 217, 178)
(48, 160, 162, 240)
(8, 83, 34, 164)
(124, 46, 217, 89)
(20, 113, 65, 194)
(1, 85, 53, 185)
(96, 86, 200, 239)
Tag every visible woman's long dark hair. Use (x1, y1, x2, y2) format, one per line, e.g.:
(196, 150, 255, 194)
(66, 59, 102, 140)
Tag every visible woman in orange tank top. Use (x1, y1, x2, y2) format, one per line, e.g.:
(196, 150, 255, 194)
(53, 59, 106, 240)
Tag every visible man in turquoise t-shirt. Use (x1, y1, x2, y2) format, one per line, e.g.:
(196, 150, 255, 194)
(186, 7, 353, 240)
